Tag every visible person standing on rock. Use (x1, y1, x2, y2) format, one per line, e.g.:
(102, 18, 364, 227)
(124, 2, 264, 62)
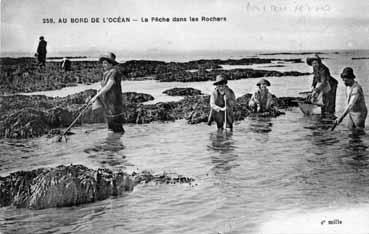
(334, 67, 367, 131)
(61, 57, 71, 71)
(208, 74, 236, 131)
(36, 36, 47, 67)
(88, 52, 125, 133)
(306, 54, 338, 116)
(248, 78, 276, 113)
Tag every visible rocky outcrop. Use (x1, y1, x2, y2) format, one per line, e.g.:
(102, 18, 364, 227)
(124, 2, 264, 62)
(0, 164, 194, 209)
(122, 92, 154, 103)
(259, 52, 326, 56)
(1, 57, 307, 94)
(0, 58, 102, 94)
(172, 93, 287, 125)
(0, 90, 151, 138)
(275, 96, 304, 108)
(156, 68, 310, 82)
(163, 87, 202, 96)
(0, 88, 303, 138)
(0, 109, 49, 138)
(352, 57, 369, 60)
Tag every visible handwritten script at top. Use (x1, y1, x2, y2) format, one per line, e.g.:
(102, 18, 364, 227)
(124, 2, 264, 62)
(243, 2, 332, 14)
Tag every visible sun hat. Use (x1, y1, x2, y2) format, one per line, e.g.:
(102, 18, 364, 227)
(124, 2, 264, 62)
(340, 67, 356, 79)
(213, 75, 228, 85)
(256, 78, 271, 86)
(306, 54, 322, 66)
(99, 52, 119, 65)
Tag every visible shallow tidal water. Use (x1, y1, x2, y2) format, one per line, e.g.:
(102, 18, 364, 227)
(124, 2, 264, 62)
(1, 51, 369, 234)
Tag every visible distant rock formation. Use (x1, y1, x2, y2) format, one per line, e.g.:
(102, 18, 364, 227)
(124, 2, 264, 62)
(163, 87, 202, 96)
(156, 68, 310, 82)
(1, 57, 307, 94)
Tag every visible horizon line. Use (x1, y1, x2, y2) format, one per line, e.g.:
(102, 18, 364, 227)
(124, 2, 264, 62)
(1, 48, 368, 57)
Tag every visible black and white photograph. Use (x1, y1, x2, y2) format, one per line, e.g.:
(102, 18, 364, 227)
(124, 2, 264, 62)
(1, 0, 369, 233)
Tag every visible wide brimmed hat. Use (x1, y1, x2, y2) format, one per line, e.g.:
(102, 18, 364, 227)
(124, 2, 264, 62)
(99, 52, 119, 65)
(213, 75, 227, 85)
(256, 78, 271, 86)
(306, 54, 321, 66)
(341, 67, 355, 79)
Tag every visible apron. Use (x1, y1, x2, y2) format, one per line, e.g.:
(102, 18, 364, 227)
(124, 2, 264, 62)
(346, 83, 367, 129)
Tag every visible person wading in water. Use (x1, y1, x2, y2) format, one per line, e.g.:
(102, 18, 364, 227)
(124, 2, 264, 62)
(306, 54, 338, 117)
(248, 78, 276, 113)
(334, 67, 367, 131)
(88, 52, 125, 133)
(208, 74, 236, 131)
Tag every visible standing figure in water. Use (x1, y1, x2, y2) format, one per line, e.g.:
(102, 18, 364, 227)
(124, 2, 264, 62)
(88, 52, 125, 133)
(208, 75, 236, 131)
(306, 54, 338, 116)
(248, 78, 276, 113)
(335, 67, 367, 131)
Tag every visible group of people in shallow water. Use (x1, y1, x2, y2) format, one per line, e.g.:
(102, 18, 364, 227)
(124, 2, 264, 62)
(87, 52, 367, 134)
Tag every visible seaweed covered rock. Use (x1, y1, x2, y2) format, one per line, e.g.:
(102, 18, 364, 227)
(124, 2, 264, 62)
(0, 165, 134, 209)
(175, 95, 211, 124)
(135, 102, 177, 124)
(133, 170, 195, 185)
(60, 89, 97, 105)
(163, 87, 202, 96)
(46, 107, 74, 128)
(0, 108, 49, 138)
(122, 92, 154, 103)
(275, 96, 304, 108)
(156, 68, 310, 82)
(0, 164, 195, 209)
(1, 57, 307, 94)
(0, 90, 158, 138)
(0, 58, 103, 94)
(0, 88, 303, 139)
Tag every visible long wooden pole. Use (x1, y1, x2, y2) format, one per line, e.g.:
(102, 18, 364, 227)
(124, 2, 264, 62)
(224, 95, 227, 130)
(57, 96, 96, 142)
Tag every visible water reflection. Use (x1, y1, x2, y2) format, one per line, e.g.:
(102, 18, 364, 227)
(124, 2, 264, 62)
(84, 132, 128, 170)
(207, 131, 239, 174)
(303, 115, 335, 131)
(304, 115, 340, 148)
(345, 131, 368, 159)
(248, 116, 273, 134)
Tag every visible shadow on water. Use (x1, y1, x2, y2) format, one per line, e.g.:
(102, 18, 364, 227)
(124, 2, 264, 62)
(207, 131, 239, 174)
(84, 132, 130, 170)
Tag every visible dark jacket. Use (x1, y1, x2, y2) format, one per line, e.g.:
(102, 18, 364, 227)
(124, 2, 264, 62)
(312, 63, 338, 94)
(37, 39, 47, 56)
(100, 66, 123, 116)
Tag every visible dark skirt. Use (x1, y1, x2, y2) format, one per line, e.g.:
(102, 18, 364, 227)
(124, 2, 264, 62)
(106, 115, 125, 133)
(322, 82, 337, 115)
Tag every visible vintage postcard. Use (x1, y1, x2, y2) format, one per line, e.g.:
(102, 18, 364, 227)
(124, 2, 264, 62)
(1, 0, 369, 233)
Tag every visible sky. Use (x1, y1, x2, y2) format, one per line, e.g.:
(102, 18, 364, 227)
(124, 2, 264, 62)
(1, 0, 369, 56)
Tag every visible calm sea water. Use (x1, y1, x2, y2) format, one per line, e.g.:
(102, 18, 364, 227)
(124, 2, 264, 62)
(1, 51, 369, 234)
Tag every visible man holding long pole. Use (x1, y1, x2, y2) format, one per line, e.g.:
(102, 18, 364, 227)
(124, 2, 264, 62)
(208, 74, 236, 131)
